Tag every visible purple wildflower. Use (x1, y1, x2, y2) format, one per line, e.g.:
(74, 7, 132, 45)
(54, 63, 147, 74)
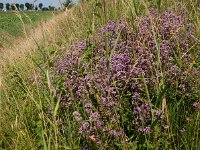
(52, 7, 199, 146)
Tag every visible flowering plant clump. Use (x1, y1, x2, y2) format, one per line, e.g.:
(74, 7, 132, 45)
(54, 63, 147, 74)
(54, 8, 199, 148)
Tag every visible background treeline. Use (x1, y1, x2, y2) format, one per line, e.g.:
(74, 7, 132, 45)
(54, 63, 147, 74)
(0, 0, 74, 11)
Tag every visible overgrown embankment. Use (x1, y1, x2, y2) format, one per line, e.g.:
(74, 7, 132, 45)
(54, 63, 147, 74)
(0, 11, 52, 37)
(0, 1, 200, 149)
(0, 12, 69, 71)
(0, 11, 53, 49)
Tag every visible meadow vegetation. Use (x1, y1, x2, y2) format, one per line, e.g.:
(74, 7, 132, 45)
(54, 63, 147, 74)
(0, 0, 200, 149)
(0, 11, 53, 48)
(0, 11, 53, 36)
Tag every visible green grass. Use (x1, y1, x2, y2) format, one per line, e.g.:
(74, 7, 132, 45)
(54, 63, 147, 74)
(0, 11, 53, 37)
(0, 0, 200, 149)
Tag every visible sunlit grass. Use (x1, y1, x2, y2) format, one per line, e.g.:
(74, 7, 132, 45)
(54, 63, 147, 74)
(0, 0, 200, 149)
(0, 11, 53, 37)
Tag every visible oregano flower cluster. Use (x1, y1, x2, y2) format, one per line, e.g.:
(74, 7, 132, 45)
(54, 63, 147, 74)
(54, 8, 199, 146)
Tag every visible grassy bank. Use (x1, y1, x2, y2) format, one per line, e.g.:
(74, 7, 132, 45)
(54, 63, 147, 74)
(0, 11, 53, 36)
(0, 0, 200, 149)
(0, 11, 53, 48)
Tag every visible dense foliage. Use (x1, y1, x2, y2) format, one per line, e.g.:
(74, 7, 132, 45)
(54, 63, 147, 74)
(1, 0, 200, 149)
(51, 8, 199, 148)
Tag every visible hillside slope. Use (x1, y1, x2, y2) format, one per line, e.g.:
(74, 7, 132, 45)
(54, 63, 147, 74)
(0, 12, 68, 71)
(0, 1, 200, 149)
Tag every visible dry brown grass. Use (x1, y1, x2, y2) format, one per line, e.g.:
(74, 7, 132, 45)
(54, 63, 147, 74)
(0, 11, 72, 90)
(0, 30, 16, 47)
(0, 12, 65, 70)
(0, 3, 92, 71)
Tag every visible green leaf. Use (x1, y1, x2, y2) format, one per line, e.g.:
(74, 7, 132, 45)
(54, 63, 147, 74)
(53, 97, 61, 118)
(96, 2, 102, 8)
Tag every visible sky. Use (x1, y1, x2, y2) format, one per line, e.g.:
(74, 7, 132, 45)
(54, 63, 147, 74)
(0, 0, 78, 8)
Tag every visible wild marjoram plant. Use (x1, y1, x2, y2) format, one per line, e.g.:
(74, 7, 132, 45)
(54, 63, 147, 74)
(49, 7, 199, 149)
(1, 0, 200, 149)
